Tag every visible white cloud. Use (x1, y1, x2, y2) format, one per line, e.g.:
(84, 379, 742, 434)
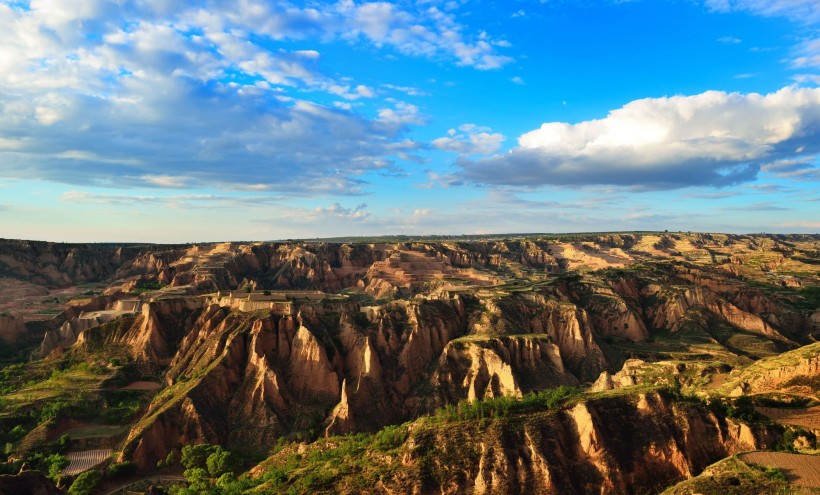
(705, 1, 819, 75)
(381, 84, 429, 97)
(433, 123, 505, 155)
(219, 1, 511, 70)
(377, 102, 424, 126)
(705, 0, 820, 24)
(510, 76, 525, 85)
(717, 36, 742, 44)
(458, 86, 820, 189)
(793, 37, 820, 69)
(794, 74, 820, 85)
(328, 83, 377, 100)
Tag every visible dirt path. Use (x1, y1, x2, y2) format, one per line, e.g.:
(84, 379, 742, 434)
(104, 475, 186, 495)
(120, 381, 162, 391)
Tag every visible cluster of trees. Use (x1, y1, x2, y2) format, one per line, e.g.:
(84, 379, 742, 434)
(432, 385, 582, 422)
(65, 461, 137, 495)
(165, 444, 245, 495)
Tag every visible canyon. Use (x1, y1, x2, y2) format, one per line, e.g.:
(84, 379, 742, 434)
(0, 233, 818, 494)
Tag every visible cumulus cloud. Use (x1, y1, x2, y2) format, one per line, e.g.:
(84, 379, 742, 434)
(433, 124, 505, 155)
(377, 102, 425, 126)
(457, 87, 820, 189)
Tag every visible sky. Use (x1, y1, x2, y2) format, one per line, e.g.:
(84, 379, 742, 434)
(0, 0, 818, 242)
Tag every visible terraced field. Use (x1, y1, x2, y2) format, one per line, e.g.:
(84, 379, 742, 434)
(740, 452, 820, 488)
(63, 448, 112, 476)
(757, 406, 820, 431)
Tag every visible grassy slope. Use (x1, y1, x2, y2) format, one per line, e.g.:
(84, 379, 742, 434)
(660, 456, 802, 495)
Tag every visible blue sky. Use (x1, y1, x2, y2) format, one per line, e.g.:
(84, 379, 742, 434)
(0, 0, 818, 242)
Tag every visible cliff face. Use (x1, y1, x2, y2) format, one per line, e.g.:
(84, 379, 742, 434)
(116, 292, 617, 469)
(0, 239, 147, 287)
(448, 394, 776, 495)
(252, 392, 781, 495)
(0, 315, 26, 343)
(719, 342, 820, 396)
(432, 336, 578, 403)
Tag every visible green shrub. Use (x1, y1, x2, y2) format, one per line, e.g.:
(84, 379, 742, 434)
(373, 424, 408, 451)
(762, 466, 787, 482)
(6, 425, 26, 442)
(68, 470, 102, 495)
(56, 434, 70, 454)
(106, 461, 137, 479)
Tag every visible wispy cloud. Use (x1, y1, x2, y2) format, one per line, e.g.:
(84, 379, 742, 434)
(793, 37, 820, 69)
(718, 36, 742, 44)
(721, 201, 790, 211)
(61, 191, 285, 209)
(777, 220, 820, 229)
(686, 191, 743, 199)
(705, 0, 820, 24)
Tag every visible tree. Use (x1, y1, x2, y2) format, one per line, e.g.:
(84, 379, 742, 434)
(45, 454, 68, 481)
(107, 461, 137, 479)
(180, 444, 218, 470)
(68, 471, 102, 495)
(206, 449, 242, 478)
